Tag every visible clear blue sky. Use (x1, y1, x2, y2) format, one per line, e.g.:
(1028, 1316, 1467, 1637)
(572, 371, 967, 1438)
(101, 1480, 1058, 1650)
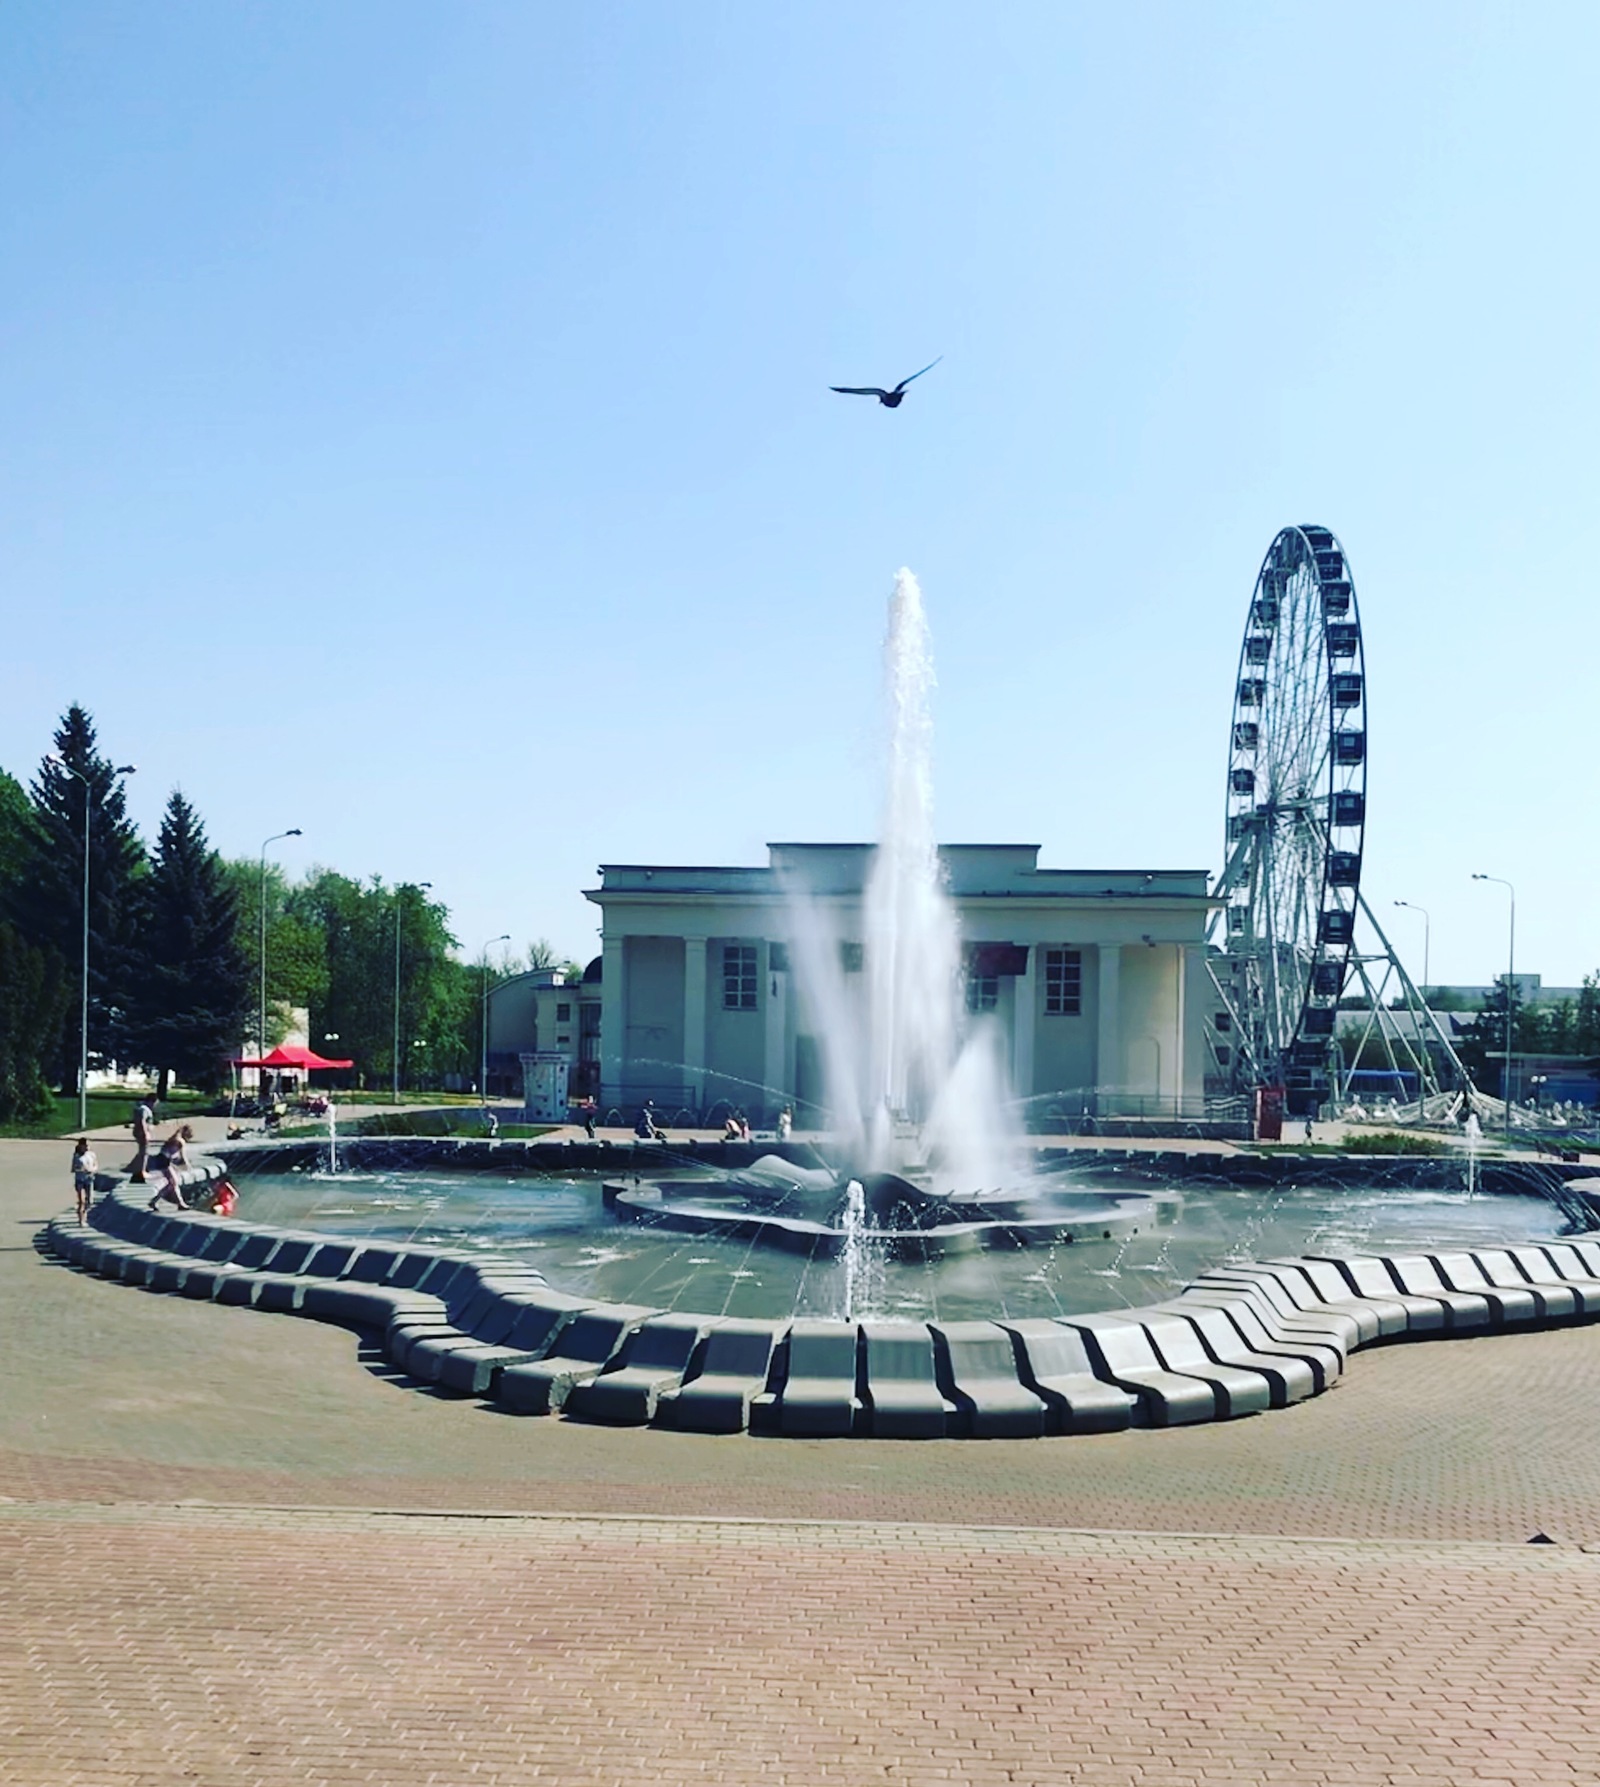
(3, 3, 1595, 985)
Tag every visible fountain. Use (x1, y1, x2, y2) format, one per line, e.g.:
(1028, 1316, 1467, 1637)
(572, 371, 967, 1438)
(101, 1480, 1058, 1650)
(59, 568, 1600, 1439)
(839, 1179, 872, 1320)
(790, 569, 1020, 1198)
(591, 570, 1150, 1307)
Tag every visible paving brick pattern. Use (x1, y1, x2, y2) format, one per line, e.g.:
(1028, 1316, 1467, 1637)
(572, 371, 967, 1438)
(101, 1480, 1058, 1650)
(5, 1504, 1600, 1787)
(9, 1140, 1600, 1784)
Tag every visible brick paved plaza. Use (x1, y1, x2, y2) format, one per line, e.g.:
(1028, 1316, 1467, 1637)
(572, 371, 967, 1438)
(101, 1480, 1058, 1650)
(6, 1137, 1600, 1785)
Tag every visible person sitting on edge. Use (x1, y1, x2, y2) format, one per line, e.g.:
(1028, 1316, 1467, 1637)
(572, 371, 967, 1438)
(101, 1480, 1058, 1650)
(149, 1124, 195, 1212)
(722, 1112, 743, 1141)
(634, 1101, 665, 1141)
(71, 1138, 98, 1224)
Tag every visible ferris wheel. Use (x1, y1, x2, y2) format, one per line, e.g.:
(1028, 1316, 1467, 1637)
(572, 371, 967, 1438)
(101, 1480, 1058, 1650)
(1207, 525, 1367, 1114)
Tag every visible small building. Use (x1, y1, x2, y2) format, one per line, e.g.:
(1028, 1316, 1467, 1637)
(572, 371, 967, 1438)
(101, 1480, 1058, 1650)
(484, 964, 602, 1101)
(580, 843, 1219, 1127)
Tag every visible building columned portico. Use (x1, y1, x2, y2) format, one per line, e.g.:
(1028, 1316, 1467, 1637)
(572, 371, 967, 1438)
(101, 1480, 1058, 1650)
(585, 844, 1219, 1127)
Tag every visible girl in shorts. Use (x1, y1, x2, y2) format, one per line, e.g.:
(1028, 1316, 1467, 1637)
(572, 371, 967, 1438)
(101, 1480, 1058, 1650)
(71, 1138, 98, 1223)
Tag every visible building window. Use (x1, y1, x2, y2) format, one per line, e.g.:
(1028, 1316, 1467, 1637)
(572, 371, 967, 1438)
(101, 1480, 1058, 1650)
(1045, 948, 1082, 1015)
(965, 972, 999, 1014)
(556, 1003, 571, 1022)
(1213, 1010, 1231, 1033)
(839, 941, 863, 974)
(723, 944, 758, 1010)
(768, 942, 790, 973)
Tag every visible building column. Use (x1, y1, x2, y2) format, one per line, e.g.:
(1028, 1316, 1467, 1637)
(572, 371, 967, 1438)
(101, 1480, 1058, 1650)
(1170, 943, 1187, 1114)
(683, 936, 708, 1106)
(1096, 945, 1122, 1113)
(1011, 947, 1035, 1110)
(600, 933, 626, 1110)
(763, 944, 788, 1126)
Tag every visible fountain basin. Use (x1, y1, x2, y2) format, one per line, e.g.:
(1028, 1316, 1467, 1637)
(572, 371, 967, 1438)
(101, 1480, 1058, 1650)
(47, 1168, 1600, 1440)
(602, 1176, 1159, 1260)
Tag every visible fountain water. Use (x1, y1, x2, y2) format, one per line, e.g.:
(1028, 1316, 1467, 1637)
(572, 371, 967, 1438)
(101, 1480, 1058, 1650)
(839, 1178, 872, 1318)
(794, 569, 1021, 1196)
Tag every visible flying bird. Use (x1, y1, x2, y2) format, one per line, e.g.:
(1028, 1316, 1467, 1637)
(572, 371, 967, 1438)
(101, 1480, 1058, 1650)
(829, 356, 943, 408)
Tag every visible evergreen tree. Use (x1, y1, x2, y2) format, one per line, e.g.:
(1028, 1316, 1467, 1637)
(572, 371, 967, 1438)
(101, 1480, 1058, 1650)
(1577, 973, 1600, 1065)
(0, 918, 70, 1121)
(128, 793, 254, 1095)
(9, 707, 145, 1086)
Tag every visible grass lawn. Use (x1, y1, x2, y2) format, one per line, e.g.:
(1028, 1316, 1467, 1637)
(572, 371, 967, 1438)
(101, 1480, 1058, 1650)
(348, 1110, 556, 1139)
(269, 1109, 555, 1141)
(0, 1089, 212, 1141)
(326, 1091, 513, 1107)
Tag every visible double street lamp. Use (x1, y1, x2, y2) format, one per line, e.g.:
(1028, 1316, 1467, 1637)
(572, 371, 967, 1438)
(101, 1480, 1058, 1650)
(259, 829, 302, 1073)
(47, 754, 136, 1129)
(1472, 873, 1516, 1130)
(480, 933, 510, 1107)
(392, 882, 433, 1103)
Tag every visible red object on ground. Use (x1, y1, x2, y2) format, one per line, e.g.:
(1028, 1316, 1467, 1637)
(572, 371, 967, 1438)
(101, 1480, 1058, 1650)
(1254, 1084, 1285, 1141)
(231, 1045, 354, 1070)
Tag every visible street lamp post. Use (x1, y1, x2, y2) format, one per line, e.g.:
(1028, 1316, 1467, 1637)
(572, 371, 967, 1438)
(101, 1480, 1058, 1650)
(1472, 874, 1516, 1130)
(47, 755, 135, 1129)
(392, 882, 433, 1103)
(1393, 900, 1430, 997)
(480, 934, 510, 1107)
(259, 829, 302, 1084)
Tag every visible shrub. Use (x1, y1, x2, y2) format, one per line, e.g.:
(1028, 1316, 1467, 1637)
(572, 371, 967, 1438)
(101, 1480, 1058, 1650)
(1340, 1131, 1449, 1156)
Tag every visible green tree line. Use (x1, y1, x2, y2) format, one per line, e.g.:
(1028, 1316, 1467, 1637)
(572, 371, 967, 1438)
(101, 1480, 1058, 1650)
(0, 704, 542, 1120)
(1454, 977, 1600, 1097)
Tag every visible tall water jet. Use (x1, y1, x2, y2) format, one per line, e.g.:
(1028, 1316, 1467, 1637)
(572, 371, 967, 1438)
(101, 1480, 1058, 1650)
(792, 569, 1023, 1193)
(862, 569, 961, 1168)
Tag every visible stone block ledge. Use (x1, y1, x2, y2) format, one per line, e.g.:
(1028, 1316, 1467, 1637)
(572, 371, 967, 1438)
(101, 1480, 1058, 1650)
(40, 1171, 1600, 1440)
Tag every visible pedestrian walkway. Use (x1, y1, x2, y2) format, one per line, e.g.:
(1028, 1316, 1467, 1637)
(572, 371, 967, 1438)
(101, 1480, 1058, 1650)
(5, 1137, 1600, 1785)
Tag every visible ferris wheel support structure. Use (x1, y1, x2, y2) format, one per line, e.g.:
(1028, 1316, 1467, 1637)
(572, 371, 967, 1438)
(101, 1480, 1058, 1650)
(1334, 889, 1473, 1115)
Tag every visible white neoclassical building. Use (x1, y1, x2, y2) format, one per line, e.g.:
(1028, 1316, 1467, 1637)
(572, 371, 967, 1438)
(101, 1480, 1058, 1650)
(584, 844, 1220, 1126)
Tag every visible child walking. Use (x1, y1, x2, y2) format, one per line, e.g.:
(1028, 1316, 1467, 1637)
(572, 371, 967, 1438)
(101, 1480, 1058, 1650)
(71, 1138, 98, 1223)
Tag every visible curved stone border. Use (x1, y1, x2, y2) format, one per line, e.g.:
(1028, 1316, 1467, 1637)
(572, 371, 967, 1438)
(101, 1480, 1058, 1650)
(41, 1170, 1600, 1439)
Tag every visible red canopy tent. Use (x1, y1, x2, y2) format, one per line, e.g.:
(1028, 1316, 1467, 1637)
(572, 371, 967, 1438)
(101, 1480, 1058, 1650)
(232, 1045, 354, 1071)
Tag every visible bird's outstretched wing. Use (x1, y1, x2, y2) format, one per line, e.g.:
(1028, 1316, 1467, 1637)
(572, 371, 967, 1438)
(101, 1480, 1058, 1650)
(830, 385, 890, 398)
(892, 356, 943, 393)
